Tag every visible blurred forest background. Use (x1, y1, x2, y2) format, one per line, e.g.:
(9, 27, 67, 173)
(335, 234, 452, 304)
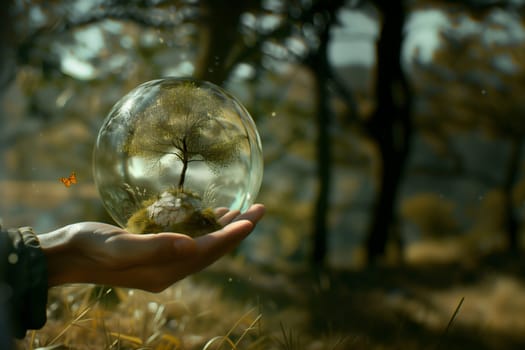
(2, 0, 525, 349)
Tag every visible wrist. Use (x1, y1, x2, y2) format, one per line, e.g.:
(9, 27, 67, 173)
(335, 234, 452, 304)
(39, 226, 76, 287)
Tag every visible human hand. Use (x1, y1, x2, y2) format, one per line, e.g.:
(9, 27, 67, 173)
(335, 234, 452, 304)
(39, 204, 265, 292)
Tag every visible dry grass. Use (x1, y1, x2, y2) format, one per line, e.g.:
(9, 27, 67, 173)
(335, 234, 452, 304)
(14, 253, 525, 350)
(16, 275, 348, 350)
(18, 280, 264, 349)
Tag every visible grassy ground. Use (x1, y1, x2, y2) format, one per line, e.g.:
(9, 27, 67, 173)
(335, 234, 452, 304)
(15, 251, 525, 350)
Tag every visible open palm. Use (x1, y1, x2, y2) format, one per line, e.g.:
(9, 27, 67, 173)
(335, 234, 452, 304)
(40, 204, 265, 292)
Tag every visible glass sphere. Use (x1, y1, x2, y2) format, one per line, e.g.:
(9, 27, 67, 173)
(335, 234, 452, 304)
(93, 78, 263, 236)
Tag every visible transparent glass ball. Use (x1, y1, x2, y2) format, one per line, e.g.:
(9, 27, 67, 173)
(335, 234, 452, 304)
(93, 78, 263, 236)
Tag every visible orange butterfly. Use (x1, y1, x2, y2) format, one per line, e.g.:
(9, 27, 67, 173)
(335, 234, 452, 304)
(60, 171, 77, 187)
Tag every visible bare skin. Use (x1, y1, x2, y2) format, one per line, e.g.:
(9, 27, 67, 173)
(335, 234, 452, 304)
(38, 204, 265, 292)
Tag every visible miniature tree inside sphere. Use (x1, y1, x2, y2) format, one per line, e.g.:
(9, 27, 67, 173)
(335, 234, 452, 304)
(93, 78, 263, 236)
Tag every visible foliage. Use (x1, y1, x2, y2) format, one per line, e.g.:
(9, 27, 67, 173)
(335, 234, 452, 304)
(401, 193, 459, 238)
(2, 0, 525, 267)
(125, 81, 242, 191)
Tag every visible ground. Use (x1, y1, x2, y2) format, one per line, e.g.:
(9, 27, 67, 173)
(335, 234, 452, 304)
(17, 251, 525, 350)
(196, 252, 525, 350)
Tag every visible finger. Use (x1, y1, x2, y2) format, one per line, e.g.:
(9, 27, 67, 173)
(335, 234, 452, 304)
(214, 207, 229, 217)
(232, 204, 265, 224)
(217, 209, 241, 226)
(206, 204, 265, 255)
(191, 220, 254, 269)
(195, 204, 264, 261)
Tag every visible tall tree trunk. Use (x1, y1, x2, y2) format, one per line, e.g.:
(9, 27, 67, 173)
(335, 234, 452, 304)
(365, 1, 412, 264)
(503, 136, 522, 253)
(195, 0, 253, 85)
(306, 3, 344, 267)
(310, 39, 332, 267)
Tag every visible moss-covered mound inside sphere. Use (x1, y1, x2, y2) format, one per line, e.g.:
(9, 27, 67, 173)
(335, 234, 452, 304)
(126, 189, 221, 237)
